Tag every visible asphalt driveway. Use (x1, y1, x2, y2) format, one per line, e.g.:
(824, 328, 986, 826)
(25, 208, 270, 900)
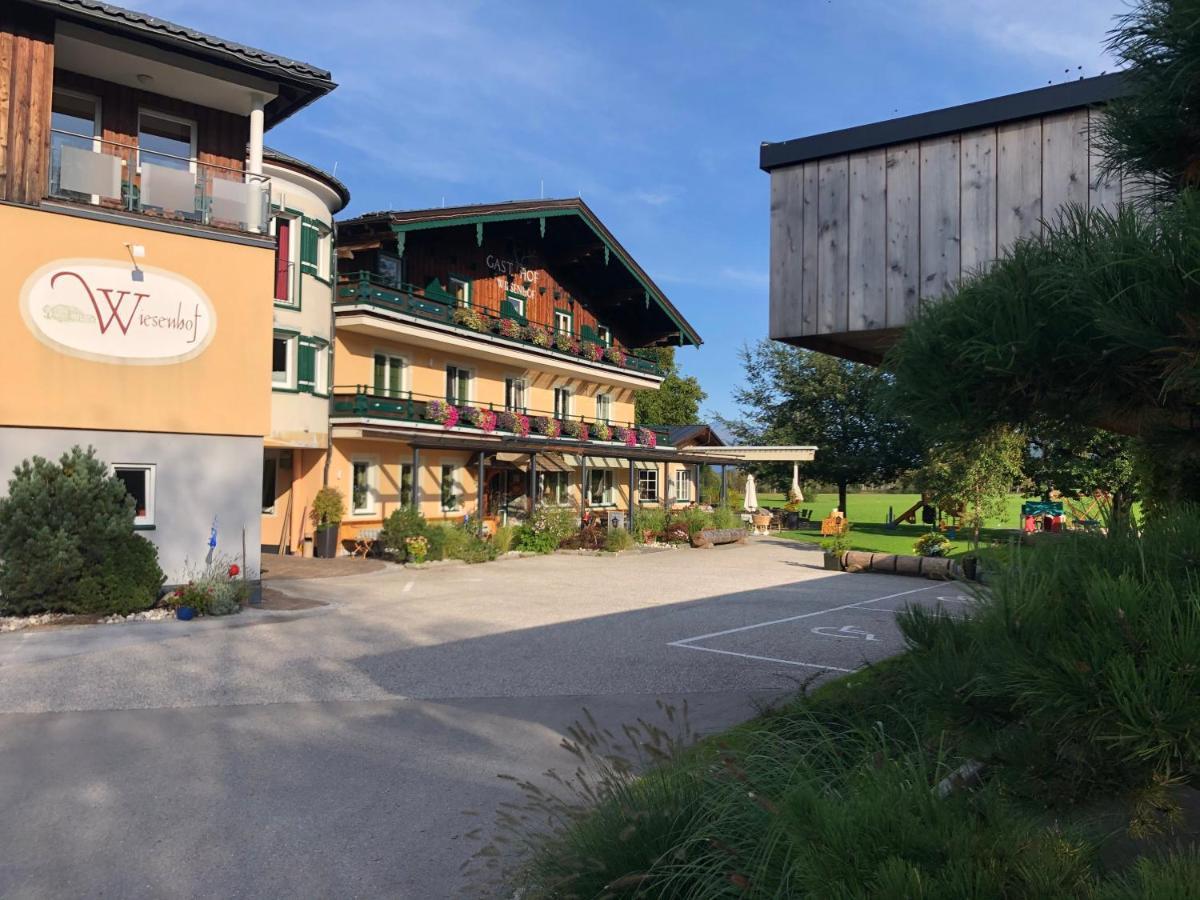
(0, 537, 971, 898)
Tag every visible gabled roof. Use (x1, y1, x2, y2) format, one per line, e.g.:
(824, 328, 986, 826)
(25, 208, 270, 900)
(760, 72, 1127, 171)
(665, 424, 726, 448)
(24, 0, 335, 125)
(342, 198, 702, 347)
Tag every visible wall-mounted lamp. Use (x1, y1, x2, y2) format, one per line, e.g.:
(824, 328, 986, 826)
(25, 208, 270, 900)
(125, 243, 145, 281)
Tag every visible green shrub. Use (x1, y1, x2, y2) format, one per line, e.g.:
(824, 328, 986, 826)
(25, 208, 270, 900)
(914, 530, 952, 557)
(515, 507, 577, 554)
(442, 523, 497, 564)
(491, 524, 516, 554)
(424, 524, 449, 561)
(603, 528, 633, 552)
(381, 506, 428, 560)
(710, 504, 741, 530)
(633, 506, 667, 537)
(676, 506, 712, 539)
(309, 486, 344, 528)
(515, 525, 559, 554)
(1094, 850, 1200, 900)
(0, 446, 163, 615)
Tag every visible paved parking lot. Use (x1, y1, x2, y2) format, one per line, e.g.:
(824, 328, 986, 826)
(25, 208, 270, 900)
(0, 537, 973, 898)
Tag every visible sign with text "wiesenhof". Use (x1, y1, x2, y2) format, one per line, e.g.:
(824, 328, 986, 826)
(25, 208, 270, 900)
(20, 260, 216, 365)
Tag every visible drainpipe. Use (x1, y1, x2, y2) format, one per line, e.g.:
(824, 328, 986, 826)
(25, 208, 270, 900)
(322, 222, 337, 489)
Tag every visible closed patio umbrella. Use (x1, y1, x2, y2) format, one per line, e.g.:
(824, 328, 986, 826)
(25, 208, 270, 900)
(789, 463, 804, 503)
(743, 473, 758, 512)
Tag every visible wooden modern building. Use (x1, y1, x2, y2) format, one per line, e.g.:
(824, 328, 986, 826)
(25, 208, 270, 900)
(320, 198, 733, 543)
(761, 74, 1134, 364)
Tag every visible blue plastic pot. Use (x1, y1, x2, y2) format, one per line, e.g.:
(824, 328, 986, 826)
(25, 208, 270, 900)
(176, 606, 195, 621)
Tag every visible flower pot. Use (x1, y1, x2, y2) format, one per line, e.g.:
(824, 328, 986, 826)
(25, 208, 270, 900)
(314, 525, 340, 558)
(960, 555, 979, 581)
(823, 551, 843, 571)
(176, 606, 195, 621)
(783, 512, 800, 529)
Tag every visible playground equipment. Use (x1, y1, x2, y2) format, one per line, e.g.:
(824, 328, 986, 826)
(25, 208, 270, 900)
(1021, 500, 1064, 533)
(887, 495, 963, 532)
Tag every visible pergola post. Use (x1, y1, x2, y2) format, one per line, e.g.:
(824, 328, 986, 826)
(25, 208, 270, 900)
(528, 452, 538, 517)
(411, 447, 421, 510)
(628, 458, 636, 532)
(580, 455, 589, 528)
(720, 465, 728, 507)
(476, 451, 486, 536)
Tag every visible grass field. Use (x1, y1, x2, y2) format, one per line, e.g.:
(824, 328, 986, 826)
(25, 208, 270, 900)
(758, 491, 1028, 557)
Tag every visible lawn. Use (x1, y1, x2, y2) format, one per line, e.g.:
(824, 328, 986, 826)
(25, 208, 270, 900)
(759, 491, 1028, 558)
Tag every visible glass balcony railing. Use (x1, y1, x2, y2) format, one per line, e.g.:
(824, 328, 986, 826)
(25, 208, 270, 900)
(46, 131, 270, 235)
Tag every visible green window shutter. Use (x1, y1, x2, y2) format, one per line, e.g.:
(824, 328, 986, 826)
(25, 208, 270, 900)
(297, 339, 317, 392)
(299, 218, 320, 275)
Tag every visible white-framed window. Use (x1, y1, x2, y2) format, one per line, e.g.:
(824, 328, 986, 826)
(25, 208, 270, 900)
(399, 462, 414, 507)
(272, 331, 297, 389)
(449, 276, 471, 307)
(505, 376, 527, 412)
(538, 471, 570, 506)
(441, 463, 462, 511)
(595, 393, 612, 423)
(351, 459, 376, 515)
(596, 325, 611, 347)
(446, 365, 472, 404)
(374, 352, 408, 397)
(674, 468, 693, 503)
(554, 310, 571, 334)
(553, 387, 572, 419)
(505, 291, 526, 317)
(638, 468, 659, 502)
(588, 469, 615, 506)
(272, 213, 300, 305)
(137, 108, 196, 172)
(113, 463, 156, 528)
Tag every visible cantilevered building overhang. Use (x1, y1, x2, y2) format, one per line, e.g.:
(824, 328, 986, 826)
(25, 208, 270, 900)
(760, 73, 1133, 365)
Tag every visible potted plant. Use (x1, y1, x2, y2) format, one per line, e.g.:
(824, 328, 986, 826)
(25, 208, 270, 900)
(823, 525, 852, 571)
(782, 498, 802, 530)
(310, 486, 345, 558)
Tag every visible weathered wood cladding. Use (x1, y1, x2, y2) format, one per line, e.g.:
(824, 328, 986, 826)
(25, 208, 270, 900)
(344, 229, 630, 352)
(769, 107, 1128, 352)
(0, 5, 54, 205)
(53, 70, 248, 173)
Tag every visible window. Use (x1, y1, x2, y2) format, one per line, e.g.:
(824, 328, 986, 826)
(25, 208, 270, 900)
(538, 471, 570, 506)
(595, 393, 612, 423)
(352, 460, 374, 515)
(51, 89, 110, 202)
(52, 89, 99, 147)
(596, 325, 611, 347)
(273, 214, 299, 304)
(446, 365, 472, 404)
(297, 337, 327, 394)
(504, 291, 526, 317)
(261, 454, 278, 514)
(272, 332, 297, 389)
(137, 110, 195, 171)
(505, 377, 526, 412)
(299, 218, 329, 278)
(314, 344, 330, 396)
(554, 387, 572, 419)
(589, 469, 615, 506)
(674, 468, 693, 503)
(448, 276, 471, 307)
(638, 468, 659, 502)
(441, 464, 461, 511)
(377, 254, 404, 287)
(399, 463, 414, 507)
(554, 309, 572, 334)
(374, 353, 407, 398)
(114, 464, 155, 527)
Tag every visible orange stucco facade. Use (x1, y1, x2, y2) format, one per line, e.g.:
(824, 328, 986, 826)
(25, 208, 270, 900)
(1, 204, 273, 438)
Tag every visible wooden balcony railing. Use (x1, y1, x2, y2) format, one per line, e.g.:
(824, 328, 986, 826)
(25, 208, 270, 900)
(331, 387, 671, 448)
(335, 272, 666, 378)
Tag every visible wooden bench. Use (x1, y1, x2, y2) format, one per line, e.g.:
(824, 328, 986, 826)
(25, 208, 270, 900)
(692, 527, 749, 549)
(352, 527, 382, 558)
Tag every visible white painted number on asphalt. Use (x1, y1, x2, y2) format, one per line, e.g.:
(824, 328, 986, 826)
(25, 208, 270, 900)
(811, 625, 878, 641)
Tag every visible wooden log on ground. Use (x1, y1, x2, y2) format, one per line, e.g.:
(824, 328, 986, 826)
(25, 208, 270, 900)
(692, 528, 749, 549)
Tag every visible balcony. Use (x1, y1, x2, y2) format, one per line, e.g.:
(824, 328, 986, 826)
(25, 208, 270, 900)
(331, 387, 671, 449)
(335, 272, 666, 379)
(46, 131, 270, 235)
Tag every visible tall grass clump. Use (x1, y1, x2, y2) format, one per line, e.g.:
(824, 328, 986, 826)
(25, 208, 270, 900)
(898, 504, 1200, 796)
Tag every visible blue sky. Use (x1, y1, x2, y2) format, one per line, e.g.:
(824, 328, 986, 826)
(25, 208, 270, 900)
(142, 0, 1119, 422)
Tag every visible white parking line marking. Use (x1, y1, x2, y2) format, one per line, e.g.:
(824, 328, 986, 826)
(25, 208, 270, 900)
(669, 643, 854, 673)
(811, 625, 877, 641)
(668, 583, 939, 647)
(403, 580, 414, 593)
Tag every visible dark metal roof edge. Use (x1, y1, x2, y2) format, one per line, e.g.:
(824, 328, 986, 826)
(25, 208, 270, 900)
(760, 71, 1128, 171)
(263, 147, 350, 211)
(28, 0, 335, 87)
(339, 198, 703, 348)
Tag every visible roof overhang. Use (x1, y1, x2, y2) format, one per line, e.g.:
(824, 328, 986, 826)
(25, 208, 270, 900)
(760, 72, 1128, 171)
(687, 446, 818, 462)
(339, 198, 701, 348)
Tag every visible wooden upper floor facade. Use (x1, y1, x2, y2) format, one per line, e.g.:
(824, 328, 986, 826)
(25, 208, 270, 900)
(761, 74, 1134, 364)
(1, 0, 334, 238)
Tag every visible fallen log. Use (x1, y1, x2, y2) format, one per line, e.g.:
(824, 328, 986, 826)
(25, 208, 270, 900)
(692, 528, 749, 549)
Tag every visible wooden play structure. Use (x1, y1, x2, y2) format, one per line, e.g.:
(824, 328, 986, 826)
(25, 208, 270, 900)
(888, 494, 963, 532)
(820, 510, 849, 535)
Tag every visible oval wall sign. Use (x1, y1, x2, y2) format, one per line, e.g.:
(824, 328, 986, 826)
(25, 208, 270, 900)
(20, 259, 217, 365)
